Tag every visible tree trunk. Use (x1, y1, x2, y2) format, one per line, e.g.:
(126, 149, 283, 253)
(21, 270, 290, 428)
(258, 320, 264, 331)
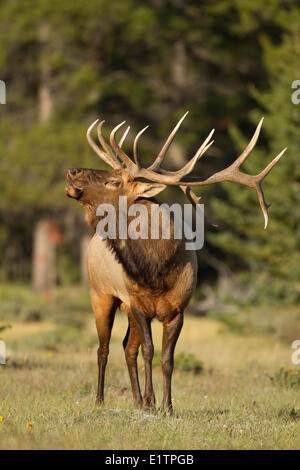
(169, 41, 188, 167)
(38, 23, 53, 121)
(32, 220, 57, 292)
(172, 40, 187, 89)
(31, 23, 57, 293)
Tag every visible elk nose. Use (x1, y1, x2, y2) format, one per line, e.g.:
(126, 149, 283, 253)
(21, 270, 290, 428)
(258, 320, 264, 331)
(69, 168, 82, 176)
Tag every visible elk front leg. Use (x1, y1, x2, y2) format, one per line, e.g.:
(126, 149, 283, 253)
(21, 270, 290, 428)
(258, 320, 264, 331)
(90, 290, 119, 405)
(123, 315, 142, 408)
(131, 306, 155, 409)
(162, 312, 183, 413)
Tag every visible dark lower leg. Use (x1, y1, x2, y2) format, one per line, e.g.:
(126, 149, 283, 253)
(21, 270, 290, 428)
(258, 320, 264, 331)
(97, 342, 110, 404)
(131, 307, 155, 409)
(123, 316, 142, 408)
(141, 323, 155, 408)
(162, 313, 183, 413)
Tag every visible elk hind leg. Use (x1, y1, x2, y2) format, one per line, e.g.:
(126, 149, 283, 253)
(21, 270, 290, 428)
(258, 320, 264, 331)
(162, 312, 183, 414)
(123, 315, 142, 408)
(131, 306, 155, 409)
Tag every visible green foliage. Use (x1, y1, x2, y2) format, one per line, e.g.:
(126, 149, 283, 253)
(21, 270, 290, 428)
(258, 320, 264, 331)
(0, 324, 11, 339)
(57, 250, 81, 286)
(278, 406, 300, 422)
(209, 311, 245, 335)
(175, 352, 204, 374)
(209, 2, 300, 303)
(0, 324, 11, 334)
(9, 324, 95, 353)
(0, 283, 91, 326)
(0, 0, 298, 302)
(152, 350, 204, 374)
(273, 368, 300, 390)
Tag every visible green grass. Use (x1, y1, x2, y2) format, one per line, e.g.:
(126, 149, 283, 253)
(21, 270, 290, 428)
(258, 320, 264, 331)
(0, 286, 300, 449)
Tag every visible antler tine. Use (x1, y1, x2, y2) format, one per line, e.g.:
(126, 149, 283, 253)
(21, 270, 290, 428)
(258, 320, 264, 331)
(233, 117, 264, 169)
(254, 147, 287, 228)
(174, 140, 214, 190)
(178, 146, 286, 229)
(96, 120, 122, 169)
(257, 147, 287, 181)
(256, 183, 270, 230)
(180, 186, 219, 228)
(109, 121, 137, 173)
(158, 129, 215, 180)
(117, 126, 131, 168)
(87, 119, 118, 168)
(175, 120, 286, 229)
(138, 117, 285, 229)
(145, 118, 215, 226)
(133, 125, 149, 168)
(148, 111, 189, 171)
(88, 116, 285, 229)
(119, 126, 130, 149)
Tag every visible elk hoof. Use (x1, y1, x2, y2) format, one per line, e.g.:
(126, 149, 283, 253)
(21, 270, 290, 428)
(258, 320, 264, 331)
(142, 395, 156, 410)
(95, 397, 104, 406)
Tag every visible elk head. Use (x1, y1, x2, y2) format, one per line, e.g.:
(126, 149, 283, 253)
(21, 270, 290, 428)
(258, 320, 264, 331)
(66, 166, 167, 230)
(65, 123, 167, 230)
(66, 113, 286, 229)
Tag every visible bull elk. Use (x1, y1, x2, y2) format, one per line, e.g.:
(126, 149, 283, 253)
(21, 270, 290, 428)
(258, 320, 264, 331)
(65, 113, 286, 413)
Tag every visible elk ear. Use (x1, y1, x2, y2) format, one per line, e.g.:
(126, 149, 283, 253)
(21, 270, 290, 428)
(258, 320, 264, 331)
(134, 182, 167, 199)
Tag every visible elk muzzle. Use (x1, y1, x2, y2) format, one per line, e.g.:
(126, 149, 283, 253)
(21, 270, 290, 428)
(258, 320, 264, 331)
(65, 168, 84, 199)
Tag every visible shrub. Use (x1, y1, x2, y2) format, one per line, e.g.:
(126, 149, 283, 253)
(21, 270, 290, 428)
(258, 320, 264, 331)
(152, 350, 204, 374)
(175, 352, 204, 374)
(273, 367, 300, 390)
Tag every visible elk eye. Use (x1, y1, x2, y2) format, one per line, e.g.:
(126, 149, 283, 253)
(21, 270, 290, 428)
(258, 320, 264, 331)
(106, 179, 121, 188)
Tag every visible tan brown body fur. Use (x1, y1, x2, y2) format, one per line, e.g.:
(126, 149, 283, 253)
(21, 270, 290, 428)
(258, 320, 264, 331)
(66, 167, 196, 410)
(87, 212, 197, 323)
(66, 115, 284, 412)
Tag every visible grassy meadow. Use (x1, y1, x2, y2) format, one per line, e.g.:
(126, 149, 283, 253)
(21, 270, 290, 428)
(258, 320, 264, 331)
(0, 285, 300, 450)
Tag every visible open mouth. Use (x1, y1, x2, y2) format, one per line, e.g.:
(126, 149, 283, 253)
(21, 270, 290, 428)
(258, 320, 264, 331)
(65, 173, 83, 199)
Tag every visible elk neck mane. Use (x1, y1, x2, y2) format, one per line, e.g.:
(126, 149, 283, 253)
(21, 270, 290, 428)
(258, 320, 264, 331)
(82, 196, 184, 291)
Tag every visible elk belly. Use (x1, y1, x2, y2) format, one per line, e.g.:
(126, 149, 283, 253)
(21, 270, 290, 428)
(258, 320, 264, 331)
(87, 234, 130, 305)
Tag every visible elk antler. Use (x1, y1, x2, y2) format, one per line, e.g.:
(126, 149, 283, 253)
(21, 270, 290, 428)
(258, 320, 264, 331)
(86, 119, 130, 169)
(87, 115, 286, 228)
(87, 115, 209, 219)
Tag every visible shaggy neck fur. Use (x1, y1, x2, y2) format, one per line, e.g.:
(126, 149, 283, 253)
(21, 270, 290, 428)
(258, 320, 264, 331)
(82, 198, 183, 291)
